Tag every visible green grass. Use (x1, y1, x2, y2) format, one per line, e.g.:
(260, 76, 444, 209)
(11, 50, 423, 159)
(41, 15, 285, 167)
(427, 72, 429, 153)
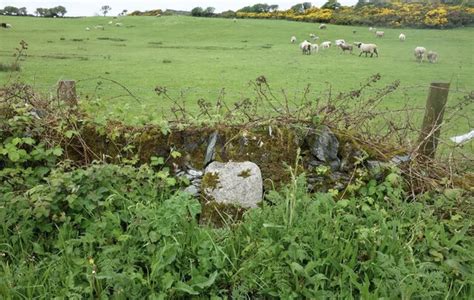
(0, 16, 473, 128)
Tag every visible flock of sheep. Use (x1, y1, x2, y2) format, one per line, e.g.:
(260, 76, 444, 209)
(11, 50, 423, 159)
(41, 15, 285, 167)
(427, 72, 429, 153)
(291, 24, 438, 63)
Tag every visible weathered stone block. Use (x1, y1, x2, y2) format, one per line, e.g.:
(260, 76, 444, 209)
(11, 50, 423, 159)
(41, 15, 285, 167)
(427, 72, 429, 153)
(202, 161, 263, 208)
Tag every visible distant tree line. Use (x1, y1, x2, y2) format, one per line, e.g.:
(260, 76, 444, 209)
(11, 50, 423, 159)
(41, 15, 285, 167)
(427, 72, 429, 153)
(190, 7, 216, 17)
(0, 6, 28, 16)
(35, 6, 67, 17)
(0, 5, 67, 17)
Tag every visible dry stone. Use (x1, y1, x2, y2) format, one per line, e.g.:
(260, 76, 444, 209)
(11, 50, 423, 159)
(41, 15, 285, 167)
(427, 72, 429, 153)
(202, 161, 262, 208)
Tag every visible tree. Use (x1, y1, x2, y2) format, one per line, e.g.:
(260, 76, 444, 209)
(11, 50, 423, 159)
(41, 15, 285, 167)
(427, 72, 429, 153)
(54, 6, 67, 17)
(191, 7, 203, 16)
(321, 0, 341, 9)
(203, 7, 215, 17)
(101, 5, 112, 16)
(269, 4, 279, 11)
(18, 7, 27, 16)
(119, 9, 128, 16)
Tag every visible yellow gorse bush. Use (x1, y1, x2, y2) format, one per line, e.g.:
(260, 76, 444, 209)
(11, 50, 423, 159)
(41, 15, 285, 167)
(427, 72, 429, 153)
(234, 4, 473, 28)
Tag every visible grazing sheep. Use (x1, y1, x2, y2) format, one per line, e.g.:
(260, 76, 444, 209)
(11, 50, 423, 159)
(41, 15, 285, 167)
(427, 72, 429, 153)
(369, 27, 375, 31)
(319, 23, 327, 29)
(414, 46, 426, 62)
(320, 41, 332, 49)
(427, 51, 438, 63)
(339, 43, 353, 54)
(335, 39, 345, 46)
(300, 40, 312, 55)
(94, 25, 105, 30)
(375, 31, 384, 38)
(115, 22, 123, 27)
(85, 27, 90, 31)
(1, 23, 12, 28)
(311, 43, 319, 53)
(399, 33, 406, 42)
(355, 42, 378, 57)
(310, 33, 319, 41)
(291, 36, 297, 43)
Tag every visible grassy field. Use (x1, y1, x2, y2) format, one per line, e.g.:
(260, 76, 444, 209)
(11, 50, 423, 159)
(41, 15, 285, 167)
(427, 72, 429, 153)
(0, 15, 473, 127)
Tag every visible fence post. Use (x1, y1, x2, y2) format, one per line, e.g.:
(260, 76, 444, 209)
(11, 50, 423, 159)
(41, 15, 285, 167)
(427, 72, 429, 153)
(417, 82, 450, 158)
(57, 80, 77, 107)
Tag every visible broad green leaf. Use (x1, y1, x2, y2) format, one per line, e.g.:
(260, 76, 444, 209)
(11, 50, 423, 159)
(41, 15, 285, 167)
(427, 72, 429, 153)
(175, 282, 199, 295)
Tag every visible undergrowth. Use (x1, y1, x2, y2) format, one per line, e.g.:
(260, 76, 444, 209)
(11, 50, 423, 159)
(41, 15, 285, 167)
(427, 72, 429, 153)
(0, 78, 473, 298)
(0, 163, 472, 298)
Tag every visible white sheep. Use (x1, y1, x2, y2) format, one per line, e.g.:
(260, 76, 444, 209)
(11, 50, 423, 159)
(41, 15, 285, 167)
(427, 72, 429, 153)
(375, 31, 384, 38)
(311, 43, 319, 53)
(300, 40, 312, 55)
(355, 42, 378, 57)
(369, 27, 376, 32)
(85, 27, 90, 31)
(94, 25, 104, 30)
(335, 39, 346, 46)
(427, 51, 438, 63)
(310, 33, 319, 41)
(319, 23, 327, 29)
(399, 33, 406, 42)
(414, 46, 426, 62)
(108, 21, 113, 25)
(320, 41, 332, 49)
(291, 36, 297, 43)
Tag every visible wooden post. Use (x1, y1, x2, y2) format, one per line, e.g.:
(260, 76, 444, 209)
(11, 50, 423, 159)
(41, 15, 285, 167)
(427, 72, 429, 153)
(57, 80, 77, 107)
(417, 82, 450, 158)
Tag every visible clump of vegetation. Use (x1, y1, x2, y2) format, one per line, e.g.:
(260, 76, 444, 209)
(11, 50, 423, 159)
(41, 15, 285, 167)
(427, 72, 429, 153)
(226, 3, 474, 28)
(0, 40, 28, 73)
(162, 59, 172, 64)
(0, 62, 21, 72)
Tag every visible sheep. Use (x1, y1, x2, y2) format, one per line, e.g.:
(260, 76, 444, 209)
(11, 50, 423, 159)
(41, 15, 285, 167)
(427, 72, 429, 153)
(85, 27, 90, 31)
(115, 22, 123, 27)
(339, 43, 353, 54)
(94, 25, 105, 30)
(108, 21, 113, 25)
(1, 23, 12, 28)
(369, 27, 376, 32)
(427, 51, 438, 63)
(355, 42, 378, 57)
(414, 46, 426, 62)
(300, 40, 312, 55)
(320, 41, 332, 49)
(311, 43, 319, 53)
(291, 36, 297, 43)
(310, 33, 319, 41)
(319, 23, 327, 29)
(335, 39, 346, 46)
(375, 31, 384, 38)
(399, 33, 406, 42)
